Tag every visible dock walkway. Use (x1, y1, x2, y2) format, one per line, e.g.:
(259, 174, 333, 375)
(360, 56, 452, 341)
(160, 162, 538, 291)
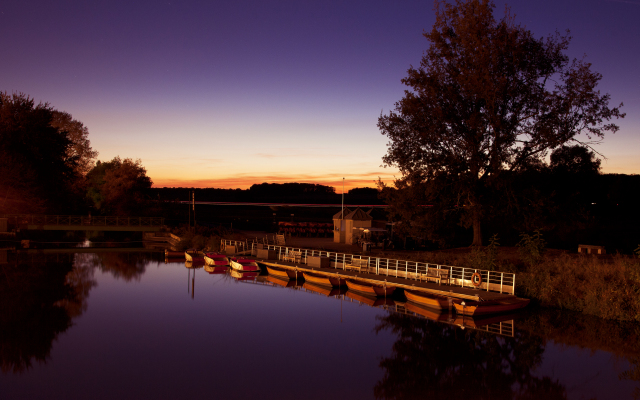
(254, 258, 513, 302)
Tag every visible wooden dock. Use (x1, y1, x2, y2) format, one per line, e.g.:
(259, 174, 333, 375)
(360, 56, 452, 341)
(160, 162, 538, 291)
(253, 258, 514, 302)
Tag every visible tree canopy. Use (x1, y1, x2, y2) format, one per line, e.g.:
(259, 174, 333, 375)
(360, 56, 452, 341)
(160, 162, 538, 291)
(0, 92, 79, 213)
(378, 0, 624, 246)
(49, 111, 98, 177)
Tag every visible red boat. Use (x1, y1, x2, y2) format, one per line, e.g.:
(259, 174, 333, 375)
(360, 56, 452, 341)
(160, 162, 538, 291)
(230, 257, 260, 272)
(203, 252, 229, 266)
(345, 279, 395, 297)
(204, 264, 228, 274)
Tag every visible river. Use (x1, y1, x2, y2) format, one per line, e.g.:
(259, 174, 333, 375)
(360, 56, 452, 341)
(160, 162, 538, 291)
(1, 249, 638, 399)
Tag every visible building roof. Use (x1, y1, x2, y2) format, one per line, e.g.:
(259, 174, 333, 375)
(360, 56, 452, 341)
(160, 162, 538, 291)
(333, 208, 352, 219)
(345, 207, 372, 221)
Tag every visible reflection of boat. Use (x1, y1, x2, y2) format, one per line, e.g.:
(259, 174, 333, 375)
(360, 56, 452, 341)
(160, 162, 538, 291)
(266, 275, 300, 288)
(229, 269, 259, 281)
(453, 297, 530, 316)
(302, 271, 347, 287)
(453, 312, 519, 329)
(204, 264, 228, 274)
(402, 301, 451, 322)
(345, 279, 395, 297)
(230, 257, 260, 272)
(303, 282, 346, 296)
(165, 250, 184, 258)
(266, 265, 302, 280)
(203, 252, 229, 266)
(345, 290, 395, 306)
(405, 290, 451, 311)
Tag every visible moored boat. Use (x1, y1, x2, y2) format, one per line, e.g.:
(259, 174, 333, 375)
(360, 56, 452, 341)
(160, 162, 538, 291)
(185, 250, 205, 264)
(229, 257, 260, 272)
(302, 271, 347, 287)
(402, 301, 451, 322)
(345, 279, 395, 297)
(203, 252, 229, 266)
(165, 250, 184, 258)
(404, 289, 452, 311)
(266, 265, 302, 280)
(453, 297, 530, 316)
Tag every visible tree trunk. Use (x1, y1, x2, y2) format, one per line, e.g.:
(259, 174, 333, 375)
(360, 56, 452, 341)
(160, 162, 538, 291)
(471, 214, 483, 247)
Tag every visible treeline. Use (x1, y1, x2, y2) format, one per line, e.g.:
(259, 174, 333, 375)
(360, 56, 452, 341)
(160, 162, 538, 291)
(151, 183, 383, 205)
(0, 92, 153, 216)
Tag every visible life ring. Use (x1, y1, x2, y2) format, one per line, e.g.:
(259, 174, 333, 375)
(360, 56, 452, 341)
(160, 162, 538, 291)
(471, 272, 482, 287)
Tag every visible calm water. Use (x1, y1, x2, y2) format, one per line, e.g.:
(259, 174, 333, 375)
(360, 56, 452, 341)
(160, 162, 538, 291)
(1, 250, 639, 399)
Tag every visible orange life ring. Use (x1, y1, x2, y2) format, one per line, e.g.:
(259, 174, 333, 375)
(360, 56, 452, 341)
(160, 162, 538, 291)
(471, 272, 482, 287)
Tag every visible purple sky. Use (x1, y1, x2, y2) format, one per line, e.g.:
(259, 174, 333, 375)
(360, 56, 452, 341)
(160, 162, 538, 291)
(1, 0, 638, 191)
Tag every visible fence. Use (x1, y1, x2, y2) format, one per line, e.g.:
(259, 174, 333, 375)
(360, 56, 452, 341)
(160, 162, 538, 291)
(2, 214, 164, 228)
(221, 239, 516, 295)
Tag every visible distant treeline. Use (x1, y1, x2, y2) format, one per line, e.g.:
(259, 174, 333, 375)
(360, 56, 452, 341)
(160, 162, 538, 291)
(150, 183, 384, 205)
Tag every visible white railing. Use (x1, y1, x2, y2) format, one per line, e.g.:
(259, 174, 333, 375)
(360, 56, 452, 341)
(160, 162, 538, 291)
(222, 239, 516, 295)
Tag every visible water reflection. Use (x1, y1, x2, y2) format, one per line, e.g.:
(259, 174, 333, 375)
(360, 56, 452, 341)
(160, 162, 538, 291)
(0, 258, 95, 373)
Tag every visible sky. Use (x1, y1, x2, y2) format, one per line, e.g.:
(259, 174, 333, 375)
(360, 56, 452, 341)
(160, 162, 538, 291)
(1, 0, 638, 192)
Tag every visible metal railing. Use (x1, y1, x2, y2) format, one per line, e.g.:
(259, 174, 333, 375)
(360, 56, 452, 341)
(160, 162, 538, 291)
(1, 214, 164, 228)
(222, 239, 516, 295)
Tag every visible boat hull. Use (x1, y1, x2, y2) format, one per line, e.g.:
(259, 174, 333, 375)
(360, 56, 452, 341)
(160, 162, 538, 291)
(405, 290, 452, 311)
(266, 265, 302, 280)
(345, 279, 395, 297)
(203, 252, 229, 266)
(204, 265, 228, 274)
(453, 297, 530, 316)
(303, 282, 346, 297)
(229, 269, 259, 281)
(402, 301, 451, 322)
(184, 251, 204, 264)
(230, 258, 260, 272)
(302, 271, 347, 287)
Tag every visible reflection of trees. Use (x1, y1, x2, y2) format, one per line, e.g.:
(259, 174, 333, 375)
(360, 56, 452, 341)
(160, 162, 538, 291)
(0, 259, 95, 373)
(75, 252, 155, 282)
(374, 312, 566, 400)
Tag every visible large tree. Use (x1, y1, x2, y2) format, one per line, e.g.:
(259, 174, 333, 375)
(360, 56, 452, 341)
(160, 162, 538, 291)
(0, 92, 80, 213)
(378, 0, 624, 246)
(50, 111, 98, 177)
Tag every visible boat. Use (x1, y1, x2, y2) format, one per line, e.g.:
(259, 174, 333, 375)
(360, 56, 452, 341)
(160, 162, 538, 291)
(266, 265, 302, 280)
(204, 264, 228, 274)
(229, 257, 260, 272)
(203, 252, 229, 266)
(404, 289, 452, 311)
(345, 290, 395, 307)
(302, 271, 347, 287)
(303, 282, 346, 297)
(345, 279, 395, 297)
(229, 269, 259, 281)
(453, 297, 530, 316)
(184, 249, 205, 264)
(165, 250, 183, 258)
(266, 275, 300, 288)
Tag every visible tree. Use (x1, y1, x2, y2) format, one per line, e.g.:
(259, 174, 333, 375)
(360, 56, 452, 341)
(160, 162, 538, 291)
(0, 92, 79, 213)
(49, 111, 98, 177)
(378, 0, 624, 246)
(86, 157, 153, 216)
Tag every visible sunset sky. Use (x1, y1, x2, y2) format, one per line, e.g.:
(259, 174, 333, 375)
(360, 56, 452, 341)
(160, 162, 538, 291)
(2, 0, 638, 192)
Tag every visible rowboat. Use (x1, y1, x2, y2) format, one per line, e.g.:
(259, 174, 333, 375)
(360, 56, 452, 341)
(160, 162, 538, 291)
(345, 279, 395, 297)
(266, 265, 302, 280)
(303, 282, 346, 297)
(165, 250, 183, 258)
(229, 269, 259, 281)
(204, 264, 228, 274)
(404, 290, 452, 311)
(302, 271, 347, 287)
(266, 275, 301, 288)
(203, 252, 229, 266)
(184, 250, 204, 264)
(230, 257, 260, 272)
(345, 290, 395, 307)
(453, 297, 530, 316)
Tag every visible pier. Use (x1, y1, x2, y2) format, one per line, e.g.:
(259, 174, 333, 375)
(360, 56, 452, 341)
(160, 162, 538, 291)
(222, 239, 518, 302)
